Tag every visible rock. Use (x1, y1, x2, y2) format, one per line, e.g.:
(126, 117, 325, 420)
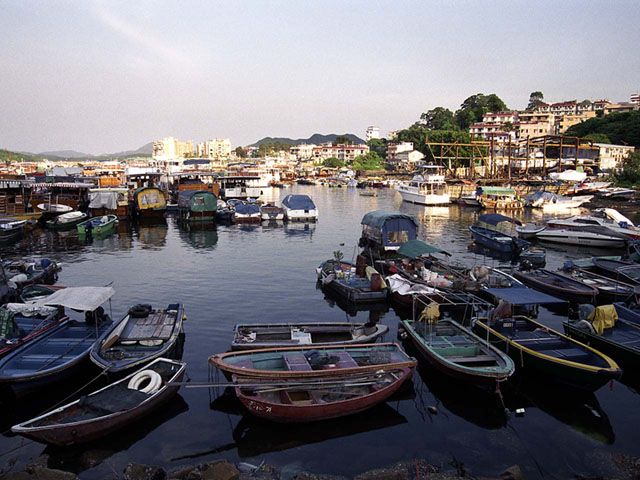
(499, 465, 524, 480)
(26, 455, 49, 471)
(202, 461, 239, 480)
(28, 466, 78, 480)
(123, 463, 167, 480)
(0, 472, 32, 480)
(295, 473, 349, 480)
(354, 462, 408, 480)
(168, 465, 199, 480)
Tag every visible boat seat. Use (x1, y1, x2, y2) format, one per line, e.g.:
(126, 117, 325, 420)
(448, 354, 496, 364)
(325, 351, 358, 369)
(232, 358, 253, 369)
(551, 348, 591, 362)
(283, 354, 312, 371)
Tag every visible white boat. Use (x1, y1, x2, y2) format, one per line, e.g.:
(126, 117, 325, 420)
(596, 187, 635, 199)
(515, 223, 546, 240)
(395, 168, 450, 206)
(525, 191, 592, 211)
(36, 203, 73, 214)
(260, 203, 284, 221)
(546, 208, 640, 240)
(459, 191, 481, 207)
(282, 194, 318, 221)
(535, 227, 628, 247)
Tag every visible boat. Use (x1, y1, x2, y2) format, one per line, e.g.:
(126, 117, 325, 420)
(233, 366, 413, 423)
(131, 186, 167, 220)
(476, 187, 524, 210)
(88, 187, 130, 219)
(614, 301, 640, 326)
(546, 208, 640, 240)
(231, 322, 389, 350)
(76, 215, 118, 236)
(3, 258, 58, 291)
(548, 170, 588, 183)
(282, 194, 318, 221)
(399, 312, 514, 387)
(592, 258, 640, 285)
(209, 343, 417, 380)
(215, 199, 235, 223)
(90, 303, 186, 376)
(564, 305, 640, 374)
(177, 190, 217, 222)
(19, 284, 66, 304)
(525, 191, 592, 211)
(46, 211, 88, 231)
(11, 358, 186, 446)
(358, 211, 418, 260)
(515, 223, 546, 240)
(394, 169, 450, 206)
(469, 214, 529, 254)
(260, 203, 284, 221)
(535, 226, 629, 248)
(36, 203, 73, 224)
(0, 287, 115, 396)
(317, 259, 388, 303)
(566, 181, 613, 195)
(458, 188, 481, 207)
(232, 201, 261, 222)
(0, 218, 27, 241)
(473, 314, 621, 391)
(512, 269, 598, 304)
(520, 247, 546, 268)
(0, 303, 65, 359)
(596, 187, 635, 199)
(359, 191, 378, 197)
(559, 265, 636, 304)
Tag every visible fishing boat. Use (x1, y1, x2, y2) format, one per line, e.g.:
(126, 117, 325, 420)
(559, 266, 636, 304)
(209, 343, 417, 381)
(76, 215, 118, 236)
(260, 203, 284, 221)
(131, 186, 167, 220)
(282, 194, 318, 221)
(0, 303, 65, 359)
(525, 191, 592, 211)
(564, 305, 640, 374)
(231, 322, 389, 350)
(358, 211, 418, 260)
(476, 187, 524, 210)
(520, 247, 546, 268)
(317, 259, 388, 303)
(177, 190, 217, 222)
(90, 303, 186, 376)
(546, 208, 640, 240)
(614, 301, 640, 326)
(11, 358, 186, 446)
(0, 218, 27, 241)
(36, 203, 73, 224)
(592, 258, 640, 285)
(399, 312, 514, 387)
(469, 214, 529, 254)
(473, 313, 621, 391)
(535, 226, 629, 248)
(512, 269, 598, 304)
(3, 258, 58, 291)
(233, 366, 413, 423)
(46, 211, 88, 231)
(394, 168, 450, 206)
(0, 287, 115, 396)
(19, 284, 66, 304)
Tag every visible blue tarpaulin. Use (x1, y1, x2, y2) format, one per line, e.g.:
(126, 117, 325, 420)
(485, 287, 565, 305)
(234, 202, 260, 215)
(478, 213, 522, 226)
(361, 211, 418, 229)
(282, 195, 316, 210)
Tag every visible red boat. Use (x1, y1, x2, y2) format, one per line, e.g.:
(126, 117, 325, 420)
(234, 366, 413, 422)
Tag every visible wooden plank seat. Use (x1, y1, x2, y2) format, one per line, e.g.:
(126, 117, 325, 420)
(283, 354, 312, 371)
(324, 351, 358, 369)
(120, 312, 175, 341)
(551, 348, 591, 362)
(447, 354, 496, 364)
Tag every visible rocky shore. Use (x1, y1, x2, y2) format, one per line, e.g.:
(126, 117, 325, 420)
(2, 452, 640, 480)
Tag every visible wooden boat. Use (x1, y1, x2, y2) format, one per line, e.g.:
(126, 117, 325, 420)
(476, 187, 524, 210)
(90, 304, 185, 376)
(359, 211, 418, 260)
(0, 218, 27, 241)
(131, 186, 167, 219)
(399, 317, 514, 387)
(231, 322, 389, 350)
(469, 214, 529, 254)
(76, 215, 118, 236)
(282, 194, 318, 221)
(559, 267, 636, 304)
(512, 269, 598, 304)
(36, 203, 73, 224)
(209, 343, 417, 381)
(11, 358, 186, 446)
(46, 211, 88, 231)
(0, 303, 66, 359)
(614, 301, 640, 326)
(520, 247, 546, 268)
(593, 258, 640, 285)
(318, 259, 388, 304)
(473, 315, 621, 391)
(260, 203, 285, 221)
(177, 190, 217, 222)
(19, 284, 66, 304)
(234, 366, 413, 423)
(565, 307, 640, 374)
(3, 258, 58, 291)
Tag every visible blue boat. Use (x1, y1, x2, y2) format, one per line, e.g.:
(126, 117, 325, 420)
(0, 287, 115, 396)
(469, 213, 529, 254)
(359, 211, 418, 260)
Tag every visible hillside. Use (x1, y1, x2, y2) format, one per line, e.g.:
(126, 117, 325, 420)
(566, 111, 640, 147)
(1, 149, 46, 163)
(249, 133, 365, 147)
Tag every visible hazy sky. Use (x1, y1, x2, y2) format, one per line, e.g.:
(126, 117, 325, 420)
(1, 0, 639, 154)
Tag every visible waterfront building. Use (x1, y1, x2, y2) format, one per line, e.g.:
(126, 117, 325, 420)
(386, 142, 415, 162)
(387, 150, 425, 170)
(366, 126, 380, 141)
(604, 102, 639, 114)
(311, 144, 369, 164)
(595, 143, 635, 172)
(290, 144, 316, 161)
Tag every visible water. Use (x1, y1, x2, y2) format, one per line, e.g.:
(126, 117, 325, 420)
(1, 185, 639, 479)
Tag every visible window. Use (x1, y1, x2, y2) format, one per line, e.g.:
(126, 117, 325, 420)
(388, 230, 409, 244)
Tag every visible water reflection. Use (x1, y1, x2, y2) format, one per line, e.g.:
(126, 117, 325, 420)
(135, 221, 167, 249)
(284, 222, 316, 238)
(320, 287, 390, 319)
(175, 220, 218, 251)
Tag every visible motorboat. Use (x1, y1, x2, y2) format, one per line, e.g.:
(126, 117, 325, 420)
(394, 169, 450, 206)
(0, 218, 27, 241)
(231, 201, 261, 222)
(535, 226, 629, 248)
(469, 214, 529, 253)
(282, 194, 318, 221)
(525, 191, 592, 211)
(515, 223, 546, 240)
(596, 188, 635, 199)
(45, 211, 88, 231)
(317, 259, 388, 304)
(546, 208, 640, 240)
(260, 203, 284, 221)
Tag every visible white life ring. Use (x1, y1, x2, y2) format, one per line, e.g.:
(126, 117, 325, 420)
(128, 370, 162, 394)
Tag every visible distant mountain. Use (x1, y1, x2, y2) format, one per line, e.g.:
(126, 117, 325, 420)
(249, 133, 365, 147)
(38, 150, 89, 158)
(33, 142, 153, 160)
(104, 142, 154, 158)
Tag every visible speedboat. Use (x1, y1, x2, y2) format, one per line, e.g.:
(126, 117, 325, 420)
(525, 191, 592, 211)
(469, 214, 529, 253)
(535, 226, 629, 248)
(546, 208, 640, 240)
(282, 194, 318, 221)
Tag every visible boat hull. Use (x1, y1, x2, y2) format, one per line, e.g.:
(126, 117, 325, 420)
(535, 230, 627, 247)
(469, 226, 518, 253)
(396, 189, 450, 206)
(512, 270, 598, 304)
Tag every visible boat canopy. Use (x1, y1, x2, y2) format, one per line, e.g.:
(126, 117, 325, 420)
(35, 286, 116, 311)
(361, 211, 418, 248)
(478, 213, 521, 226)
(397, 240, 450, 258)
(134, 187, 166, 209)
(178, 190, 217, 211)
(89, 191, 119, 210)
(282, 195, 316, 210)
(234, 202, 260, 215)
(477, 187, 516, 196)
(484, 287, 564, 305)
(361, 211, 418, 229)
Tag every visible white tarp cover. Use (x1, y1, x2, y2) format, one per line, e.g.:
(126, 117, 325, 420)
(89, 191, 118, 210)
(35, 286, 115, 311)
(548, 170, 587, 182)
(5, 303, 59, 317)
(386, 274, 437, 295)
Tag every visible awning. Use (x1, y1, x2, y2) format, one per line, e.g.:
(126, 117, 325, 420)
(35, 286, 116, 311)
(485, 287, 564, 305)
(397, 240, 450, 258)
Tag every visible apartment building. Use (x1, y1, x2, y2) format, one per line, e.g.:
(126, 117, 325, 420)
(195, 138, 232, 159)
(557, 111, 597, 134)
(386, 142, 415, 162)
(290, 144, 315, 161)
(312, 144, 369, 163)
(152, 137, 194, 159)
(366, 126, 380, 141)
(595, 143, 635, 171)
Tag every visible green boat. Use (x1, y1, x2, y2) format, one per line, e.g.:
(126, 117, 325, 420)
(177, 190, 217, 222)
(46, 211, 88, 231)
(473, 315, 621, 392)
(77, 215, 118, 236)
(399, 312, 514, 388)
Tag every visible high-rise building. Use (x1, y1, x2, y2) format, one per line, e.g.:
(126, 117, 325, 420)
(366, 126, 380, 141)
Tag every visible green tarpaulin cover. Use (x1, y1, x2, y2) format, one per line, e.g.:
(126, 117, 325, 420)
(397, 240, 450, 258)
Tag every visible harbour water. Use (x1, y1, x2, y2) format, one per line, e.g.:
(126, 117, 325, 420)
(1, 185, 639, 479)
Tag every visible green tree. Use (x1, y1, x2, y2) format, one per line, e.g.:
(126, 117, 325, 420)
(367, 138, 387, 159)
(235, 146, 247, 158)
(256, 141, 292, 157)
(454, 93, 507, 129)
(527, 91, 544, 111)
(393, 123, 430, 152)
(420, 107, 456, 130)
(584, 133, 611, 144)
(333, 135, 353, 146)
(352, 152, 383, 170)
(323, 157, 344, 168)
(565, 111, 640, 147)
(616, 150, 640, 184)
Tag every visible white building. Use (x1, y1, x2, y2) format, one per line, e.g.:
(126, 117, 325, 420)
(290, 144, 316, 161)
(595, 143, 635, 171)
(386, 142, 415, 162)
(153, 137, 193, 160)
(366, 126, 380, 141)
